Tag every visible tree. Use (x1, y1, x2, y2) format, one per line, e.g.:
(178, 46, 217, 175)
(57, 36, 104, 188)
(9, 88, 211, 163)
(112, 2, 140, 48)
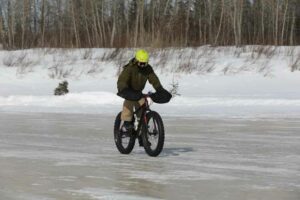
(40, 0, 45, 47)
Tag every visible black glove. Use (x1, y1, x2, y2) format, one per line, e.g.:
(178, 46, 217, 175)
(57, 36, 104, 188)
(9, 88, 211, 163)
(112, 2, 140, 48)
(150, 87, 172, 104)
(117, 88, 143, 101)
(156, 86, 164, 92)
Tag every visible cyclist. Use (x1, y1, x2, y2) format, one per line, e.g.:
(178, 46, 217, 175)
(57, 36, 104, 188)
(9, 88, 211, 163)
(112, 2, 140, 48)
(117, 49, 171, 133)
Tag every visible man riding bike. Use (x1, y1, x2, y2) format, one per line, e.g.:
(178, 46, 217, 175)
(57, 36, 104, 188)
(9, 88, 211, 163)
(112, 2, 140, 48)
(117, 49, 171, 133)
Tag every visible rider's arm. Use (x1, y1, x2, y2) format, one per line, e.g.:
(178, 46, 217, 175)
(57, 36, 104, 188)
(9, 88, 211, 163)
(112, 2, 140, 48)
(117, 66, 131, 92)
(147, 66, 162, 90)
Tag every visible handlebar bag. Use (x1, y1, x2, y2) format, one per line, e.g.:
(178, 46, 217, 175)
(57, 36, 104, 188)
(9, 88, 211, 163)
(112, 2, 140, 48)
(150, 89, 172, 104)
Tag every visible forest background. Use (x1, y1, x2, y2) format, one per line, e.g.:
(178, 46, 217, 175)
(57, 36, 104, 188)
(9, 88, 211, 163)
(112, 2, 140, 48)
(0, 0, 299, 50)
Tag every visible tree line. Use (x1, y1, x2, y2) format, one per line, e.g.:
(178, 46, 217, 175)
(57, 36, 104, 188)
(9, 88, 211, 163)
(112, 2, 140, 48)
(0, 0, 299, 49)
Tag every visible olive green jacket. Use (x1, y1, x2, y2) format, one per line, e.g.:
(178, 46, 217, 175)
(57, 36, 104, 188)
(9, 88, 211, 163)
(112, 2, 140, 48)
(117, 59, 162, 92)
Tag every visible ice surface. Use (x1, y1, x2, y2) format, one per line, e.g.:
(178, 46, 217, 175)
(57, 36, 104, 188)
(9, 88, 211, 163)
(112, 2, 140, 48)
(0, 113, 299, 200)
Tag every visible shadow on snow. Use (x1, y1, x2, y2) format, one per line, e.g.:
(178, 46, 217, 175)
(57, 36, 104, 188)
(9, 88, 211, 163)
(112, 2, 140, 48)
(160, 147, 194, 157)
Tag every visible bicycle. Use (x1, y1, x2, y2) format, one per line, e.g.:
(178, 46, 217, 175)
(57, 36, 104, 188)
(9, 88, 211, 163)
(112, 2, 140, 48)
(114, 94, 165, 157)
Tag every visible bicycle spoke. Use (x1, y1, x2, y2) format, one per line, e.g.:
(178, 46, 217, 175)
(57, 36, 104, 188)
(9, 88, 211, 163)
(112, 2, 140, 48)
(147, 118, 160, 150)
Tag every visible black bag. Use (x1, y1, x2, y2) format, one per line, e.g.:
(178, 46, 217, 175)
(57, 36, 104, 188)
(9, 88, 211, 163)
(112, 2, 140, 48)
(150, 88, 172, 104)
(117, 88, 143, 101)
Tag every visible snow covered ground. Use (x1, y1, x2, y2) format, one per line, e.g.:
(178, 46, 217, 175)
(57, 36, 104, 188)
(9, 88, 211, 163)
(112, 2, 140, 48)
(0, 46, 300, 118)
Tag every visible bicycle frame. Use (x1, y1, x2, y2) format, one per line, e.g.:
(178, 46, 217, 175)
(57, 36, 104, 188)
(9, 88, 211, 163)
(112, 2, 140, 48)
(115, 93, 164, 156)
(132, 95, 152, 136)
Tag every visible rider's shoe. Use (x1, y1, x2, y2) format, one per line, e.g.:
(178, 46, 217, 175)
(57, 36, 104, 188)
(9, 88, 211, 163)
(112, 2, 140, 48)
(138, 136, 143, 146)
(138, 136, 152, 147)
(121, 121, 133, 133)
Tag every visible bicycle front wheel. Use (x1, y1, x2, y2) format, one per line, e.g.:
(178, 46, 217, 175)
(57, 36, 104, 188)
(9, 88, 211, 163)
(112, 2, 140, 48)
(142, 111, 165, 157)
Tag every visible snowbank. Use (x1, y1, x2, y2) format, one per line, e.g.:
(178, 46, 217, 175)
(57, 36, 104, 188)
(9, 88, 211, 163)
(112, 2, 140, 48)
(0, 46, 299, 118)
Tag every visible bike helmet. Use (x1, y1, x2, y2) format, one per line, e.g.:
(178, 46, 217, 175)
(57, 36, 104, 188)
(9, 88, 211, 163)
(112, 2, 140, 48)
(135, 49, 149, 63)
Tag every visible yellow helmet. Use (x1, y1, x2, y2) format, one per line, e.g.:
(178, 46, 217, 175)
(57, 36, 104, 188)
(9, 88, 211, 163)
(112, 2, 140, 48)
(135, 49, 149, 63)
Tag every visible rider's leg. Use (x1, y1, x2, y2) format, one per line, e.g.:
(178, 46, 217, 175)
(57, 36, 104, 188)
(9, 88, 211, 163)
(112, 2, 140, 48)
(134, 98, 145, 146)
(121, 98, 145, 121)
(121, 100, 135, 131)
(134, 98, 145, 119)
(121, 100, 134, 122)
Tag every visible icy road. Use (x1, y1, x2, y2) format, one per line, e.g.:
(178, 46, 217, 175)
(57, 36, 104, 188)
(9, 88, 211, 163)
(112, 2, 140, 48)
(0, 112, 299, 200)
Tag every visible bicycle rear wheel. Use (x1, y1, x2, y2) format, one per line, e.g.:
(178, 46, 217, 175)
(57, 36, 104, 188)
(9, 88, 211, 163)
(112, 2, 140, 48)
(114, 112, 136, 154)
(142, 111, 165, 157)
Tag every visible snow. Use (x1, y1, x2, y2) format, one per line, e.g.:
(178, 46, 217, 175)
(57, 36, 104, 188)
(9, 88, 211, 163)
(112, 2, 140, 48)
(1, 46, 300, 118)
(1, 46, 300, 199)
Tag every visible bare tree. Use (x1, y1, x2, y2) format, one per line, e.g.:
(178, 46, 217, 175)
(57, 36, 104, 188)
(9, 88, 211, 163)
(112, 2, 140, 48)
(215, 0, 224, 45)
(82, 0, 91, 47)
(139, 0, 145, 46)
(281, 0, 289, 45)
(289, 7, 296, 45)
(184, 0, 191, 46)
(0, 2, 4, 47)
(40, 0, 45, 47)
(7, 0, 14, 48)
(110, 0, 117, 47)
(70, 0, 80, 47)
(132, 0, 139, 47)
(21, 0, 31, 49)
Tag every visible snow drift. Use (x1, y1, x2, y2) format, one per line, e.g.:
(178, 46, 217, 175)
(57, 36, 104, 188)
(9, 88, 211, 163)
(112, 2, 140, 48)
(0, 46, 299, 118)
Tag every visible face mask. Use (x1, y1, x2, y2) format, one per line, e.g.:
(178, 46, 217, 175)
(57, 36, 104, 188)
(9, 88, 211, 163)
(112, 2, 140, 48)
(137, 62, 147, 68)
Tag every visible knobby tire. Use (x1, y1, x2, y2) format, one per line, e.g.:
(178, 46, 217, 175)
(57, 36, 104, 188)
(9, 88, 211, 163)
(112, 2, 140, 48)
(142, 111, 165, 157)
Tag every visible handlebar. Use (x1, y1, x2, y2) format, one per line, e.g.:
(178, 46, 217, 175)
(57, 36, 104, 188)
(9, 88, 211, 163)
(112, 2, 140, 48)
(142, 92, 153, 107)
(143, 91, 153, 98)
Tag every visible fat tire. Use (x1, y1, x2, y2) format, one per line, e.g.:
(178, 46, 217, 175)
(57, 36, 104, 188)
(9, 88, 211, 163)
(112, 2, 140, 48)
(114, 112, 135, 154)
(142, 111, 165, 157)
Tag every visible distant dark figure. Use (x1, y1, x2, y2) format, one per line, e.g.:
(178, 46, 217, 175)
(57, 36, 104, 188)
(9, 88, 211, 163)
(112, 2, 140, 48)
(54, 81, 69, 95)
